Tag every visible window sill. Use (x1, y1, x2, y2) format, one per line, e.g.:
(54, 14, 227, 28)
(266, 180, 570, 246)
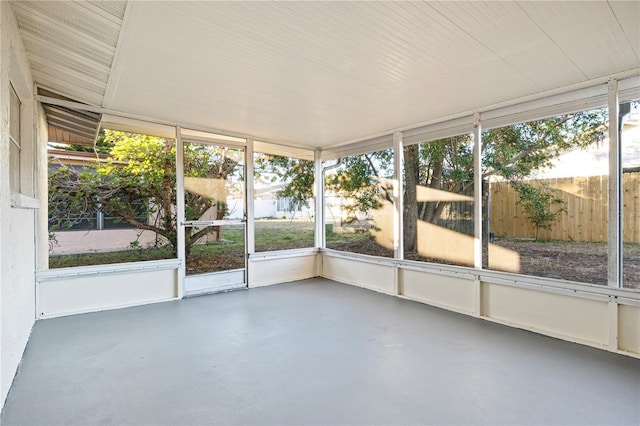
(11, 192, 39, 209)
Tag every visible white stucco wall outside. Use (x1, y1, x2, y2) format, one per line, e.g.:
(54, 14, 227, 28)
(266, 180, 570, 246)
(0, 3, 37, 408)
(0, 1, 5, 410)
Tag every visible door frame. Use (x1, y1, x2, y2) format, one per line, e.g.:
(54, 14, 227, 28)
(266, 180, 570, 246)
(176, 128, 249, 297)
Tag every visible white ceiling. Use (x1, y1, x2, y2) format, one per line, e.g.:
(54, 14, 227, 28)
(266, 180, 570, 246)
(11, 1, 640, 149)
(11, 0, 127, 105)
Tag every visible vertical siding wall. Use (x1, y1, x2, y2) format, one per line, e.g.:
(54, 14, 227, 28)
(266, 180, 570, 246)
(490, 173, 639, 242)
(0, 3, 37, 407)
(322, 251, 640, 357)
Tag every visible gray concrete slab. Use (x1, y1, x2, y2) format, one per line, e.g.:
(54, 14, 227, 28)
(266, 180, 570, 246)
(2, 278, 639, 425)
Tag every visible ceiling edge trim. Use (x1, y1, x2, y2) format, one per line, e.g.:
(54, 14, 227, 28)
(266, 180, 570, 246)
(35, 92, 314, 151)
(102, 0, 133, 108)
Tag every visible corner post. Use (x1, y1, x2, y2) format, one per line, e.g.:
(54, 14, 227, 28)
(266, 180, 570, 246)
(393, 131, 404, 260)
(246, 138, 255, 255)
(607, 79, 621, 288)
(473, 112, 483, 269)
(175, 125, 185, 298)
(314, 149, 324, 249)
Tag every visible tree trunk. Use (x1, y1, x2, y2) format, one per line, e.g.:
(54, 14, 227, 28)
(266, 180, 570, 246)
(424, 158, 443, 223)
(403, 145, 419, 253)
(482, 180, 489, 269)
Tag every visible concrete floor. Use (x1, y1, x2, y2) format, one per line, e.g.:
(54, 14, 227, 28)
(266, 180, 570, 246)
(2, 278, 639, 426)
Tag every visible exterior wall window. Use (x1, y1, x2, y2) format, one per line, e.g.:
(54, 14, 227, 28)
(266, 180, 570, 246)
(324, 149, 394, 258)
(276, 196, 303, 213)
(9, 83, 21, 193)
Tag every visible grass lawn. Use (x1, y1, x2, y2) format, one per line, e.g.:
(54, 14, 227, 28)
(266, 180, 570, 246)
(48, 221, 640, 288)
(49, 220, 374, 273)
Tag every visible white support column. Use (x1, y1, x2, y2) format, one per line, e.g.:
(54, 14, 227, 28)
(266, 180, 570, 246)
(473, 277, 482, 318)
(607, 298, 618, 352)
(393, 131, 404, 260)
(246, 138, 255, 255)
(473, 112, 483, 269)
(175, 126, 186, 298)
(314, 149, 324, 249)
(36, 100, 49, 271)
(245, 139, 254, 287)
(608, 79, 621, 288)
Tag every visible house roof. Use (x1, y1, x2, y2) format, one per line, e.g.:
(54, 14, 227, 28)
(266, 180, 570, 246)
(10, 1, 640, 150)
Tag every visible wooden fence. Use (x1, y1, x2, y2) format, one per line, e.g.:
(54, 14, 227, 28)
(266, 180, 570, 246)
(490, 172, 640, 243)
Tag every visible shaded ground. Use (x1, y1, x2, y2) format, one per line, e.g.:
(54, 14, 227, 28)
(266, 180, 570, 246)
(49, 221, 640, 289)
(324, 235, 640, 289)
(493, 239, 640, 289)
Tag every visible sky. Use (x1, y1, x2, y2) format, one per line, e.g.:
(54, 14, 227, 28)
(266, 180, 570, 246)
(535, 113, 640, 179)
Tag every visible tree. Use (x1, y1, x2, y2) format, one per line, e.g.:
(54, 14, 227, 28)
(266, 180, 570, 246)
(512, 182, 565, 240)
(254, 154, 315, 211)
(404, 111, 606, 251)
(267, 109, 607, 253)
(324, 150, 394, 223)
(403, 135, 474, 252)
(50, 110, 607, 260)
(49, 131, 240, 258)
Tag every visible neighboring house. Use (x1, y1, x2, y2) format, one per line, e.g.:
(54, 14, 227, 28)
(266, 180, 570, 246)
(537, 112, 640, 179)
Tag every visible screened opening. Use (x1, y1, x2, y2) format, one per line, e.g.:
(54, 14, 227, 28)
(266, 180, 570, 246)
(402, 134, 476, 267)
(484, 107, 610, 285)
(324, 149, 395, 258)
(253, 150, 315, 252)
(182, 141, 245, 275)
(48, 129, 176, 268)
(622, 100, 640, 289)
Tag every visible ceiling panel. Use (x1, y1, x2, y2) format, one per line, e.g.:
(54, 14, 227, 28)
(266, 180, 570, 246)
(10, 0, 126, 145)
(427, 1, 585, 90)
(10, 1, 640, 150)
(609, 1, 640, 62)
(13, 1, 122, 46)
(102, 2, 521, 146)
(518, 1, 639, 80)
(86, 0, 127, 19)
(10, 0, 126, 106)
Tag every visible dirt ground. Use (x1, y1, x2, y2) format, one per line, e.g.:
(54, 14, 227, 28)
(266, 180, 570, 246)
(187, 253, 244, 275)
(52, 222, 640, 290)
(186, 235, 640, 289)
(494, 239, 639, 289)
(330, 236, 639, 289)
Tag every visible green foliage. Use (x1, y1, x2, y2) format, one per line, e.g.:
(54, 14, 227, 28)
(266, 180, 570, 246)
(49, 245, 175, 269)
(49, 108, 608, 261)
(325, 149, 394, 216)
(254, 154, 314, 210)
(49, 130, 241, 258)
(482, 110, 606, 181)
(274, 110, 605, 217)
(512, 182, 565, 240)
(48, 230, 59, 255)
